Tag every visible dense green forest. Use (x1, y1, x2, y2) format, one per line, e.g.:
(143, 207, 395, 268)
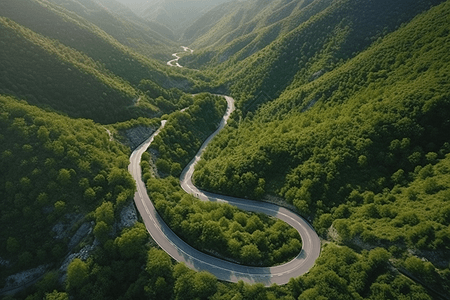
(148, 93, 227, 176)
(141, 94, 302, 266)
(182, 0, 445, 106)
(0, 0, 208, 123)
(0, 17, 143, 123)
(4, 91, 435, 299)
(1, 0, 450, 299)
(193, 0, 450, 296)
(0, 95, 136, 288)
(0, 0, 169, 85)
(46, 0, 177, 60)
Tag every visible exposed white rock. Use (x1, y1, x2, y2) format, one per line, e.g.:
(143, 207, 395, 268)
(68, 222, 93, 250)
(0, 257, 10, 266)
(52, 222, 68, 240)
(1, 265, 47, 292)
(119, 201, 138, 230)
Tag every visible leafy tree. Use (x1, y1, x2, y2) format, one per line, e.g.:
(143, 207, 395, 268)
(94, 202, 115, 225)
(6, 237, 20, 254)
(114, 223, 148, 259)
(93, 221, 110, 244)
(44, 291, 69, 300)
(66, 258, 89, 290)
(240, 244, 261, 264)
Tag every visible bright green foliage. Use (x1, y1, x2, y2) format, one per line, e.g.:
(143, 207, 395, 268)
(183, 0, 445, 102)
(94, 202, 115, 226)
(149, 93, 226, 176)
(66, 259, 89, 290)
(0, 17, 140, 124)
(146, 176, 301, 266)
(146, 248, 173, 281)
(0, 0, 201, 123)
(189, 1, 450, 296)
(25, 240, 435, 300)
(3, 0, 450, 299)
(0, 0, 184, 86)
(114, 223, 148, 259)
(142, 93, 301, 266)
(93, 221, 110, 244)
(173, 264, 218, 300)
(44, 290, 69, 300)
(44, 0, 176, 59)
(138, 80, 195, 114)
(333, 155, 450, 252)
(289, 244, 432, 300)
(0, 95, 135, 280)
(194, 0, 450, 222)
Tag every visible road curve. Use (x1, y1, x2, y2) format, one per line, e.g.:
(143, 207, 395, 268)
(166, 46, 193, 68)
(129, 96, 321, 286)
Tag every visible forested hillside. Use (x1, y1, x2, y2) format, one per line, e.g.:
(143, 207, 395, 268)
(2, 0, 450, 299)
(46, 0, 177, 59)
(142, 94, 302, 266)
(0, 0, 196, 87)
(0, 95, 136, 290)
(194, 0, 450, 296)
(182, 0, 317, 48)
(0, 0, 205, 123)
(0, 0, 216, 296)
(117, 0, 230, 34)
(0, 17, 143, 124)
(182, 0, 444, 107)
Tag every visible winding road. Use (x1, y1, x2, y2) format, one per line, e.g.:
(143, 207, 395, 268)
(129, 94, 321, 286)
(166, 46, 193, 68)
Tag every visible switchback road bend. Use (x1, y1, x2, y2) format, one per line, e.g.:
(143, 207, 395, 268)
(129, 93, 321, 285)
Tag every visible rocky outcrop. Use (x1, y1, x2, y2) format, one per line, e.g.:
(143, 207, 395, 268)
(118, 201, 138, 230)
(0, 265, 47, 296)
(68, 222, 93, 250)
(122, 126, 156, 150)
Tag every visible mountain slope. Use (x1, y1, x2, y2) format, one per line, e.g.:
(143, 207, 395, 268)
(0, 0, 188, 87)
(117, 0, 230, 34)
(0, 0, 201, 123)
(47, 0, 177, 59)
(192, 2, 450, 293)
(0, 95, 136, 287)
(182, 0, 444, 107)
(182, 0, 317, 48)
(193, 0, 450, 258)
(0, 17, 143, 124)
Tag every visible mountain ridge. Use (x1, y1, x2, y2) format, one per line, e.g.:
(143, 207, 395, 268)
(1, 0, 449, 298)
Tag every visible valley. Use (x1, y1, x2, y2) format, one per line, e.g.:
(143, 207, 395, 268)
(0, 0, 449, 299)
(131, 95, 320, 285)
(167, 46, 194, 68)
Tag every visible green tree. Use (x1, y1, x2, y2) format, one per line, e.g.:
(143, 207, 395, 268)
(93, 221, 110, 243)
(114, 224, 148, 258)
(201, 220, 225, 251)
(146, 248, 173, 280)
(6, 237, 20, 254)
(240, 244, 261, 264)
(44, 290, 69, 300)
(192, 271, 218, 300)
(84, 187, 96, 201)
(66, 258, 88, 290)
(54, 201, 66, 215)
(94, 201, 114, 225)
(57, 169, 71, 185)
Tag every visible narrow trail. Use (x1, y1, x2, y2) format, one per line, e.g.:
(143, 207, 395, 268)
(129, 92, 321, 286)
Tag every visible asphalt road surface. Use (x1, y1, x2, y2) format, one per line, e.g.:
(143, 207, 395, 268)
(129, 96, 321, 286)
(166, 46, 193, 67)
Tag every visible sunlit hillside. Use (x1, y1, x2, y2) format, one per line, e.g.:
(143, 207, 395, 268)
(1, 0, 449, 299)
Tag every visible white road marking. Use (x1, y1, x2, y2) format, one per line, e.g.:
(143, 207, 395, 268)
(129, 94, 321, 286)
